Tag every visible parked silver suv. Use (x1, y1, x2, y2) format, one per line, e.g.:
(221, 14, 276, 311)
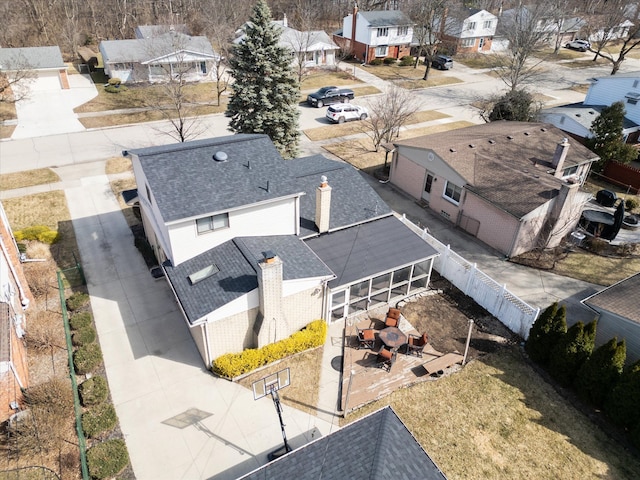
(326, 104, 368, 124)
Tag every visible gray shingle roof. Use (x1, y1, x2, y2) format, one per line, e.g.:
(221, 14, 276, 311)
(394, 122, 599, 219)
(305, 216, 438, 289)
(163, 235, 333, 324)
(542, 103, 639, 132)
(583, 273, 640, 324)
(0, 46, 65, 70)
(287, 155, 392, 237)
(128, 134, 302, 223)
(359, 10, 413, 27)
(239, 406, 447, 480)
(100, 32, 217, 64)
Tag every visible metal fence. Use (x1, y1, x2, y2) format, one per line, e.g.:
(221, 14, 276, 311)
(398, 214, 540, 339)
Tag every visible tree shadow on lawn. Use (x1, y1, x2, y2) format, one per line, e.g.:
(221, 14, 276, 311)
(481, 347, 640, 478)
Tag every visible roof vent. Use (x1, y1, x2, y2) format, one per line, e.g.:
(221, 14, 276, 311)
(449, 148, 456, 153)
(524, 132, 530, 136)
(507, 135, 513, 140)
(575, 113, 581, 117)
(540, 127, 547, 132)
(263, 250, 277, 264)
(469, 144, 476, 148)
(213, 151, 228, 162)
(488, 139, 495, 144)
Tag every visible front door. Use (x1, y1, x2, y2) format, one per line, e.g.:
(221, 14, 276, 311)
(422, 171, 435, 203)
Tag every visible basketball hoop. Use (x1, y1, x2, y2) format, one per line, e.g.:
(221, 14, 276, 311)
(252, 368, 292, 461)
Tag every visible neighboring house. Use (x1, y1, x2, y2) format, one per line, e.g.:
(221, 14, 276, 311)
(333, 5, 414, 63)
(99, 25, 219, 83)
(239, 406, 448, 479)
(0, 201, 32, 422)
(440, 8, 498, 54)
(539, 72, 640, 145)
(582, 272, 640, 365)
(0, 46, 69, 90)
(125, 134, 438, 366)
(388, 122, 598, 258)
(235, 15, 339, 68)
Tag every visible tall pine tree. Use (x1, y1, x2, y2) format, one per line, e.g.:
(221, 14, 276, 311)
(548, 320, 597, 386)
(227, 0, 300, 158)
(525, 302, 566, 366)
(575, 337, 626, 407)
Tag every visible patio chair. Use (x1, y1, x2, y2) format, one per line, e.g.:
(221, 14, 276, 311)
(405, 332, 429, 357)
(356, 326, 376, 350)
(376, 346, 397, 372)
(385, 307, 401, 328)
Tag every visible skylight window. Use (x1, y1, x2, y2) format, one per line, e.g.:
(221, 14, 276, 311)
(189, 264, 219, 285)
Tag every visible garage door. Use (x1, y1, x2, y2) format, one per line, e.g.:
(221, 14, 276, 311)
(31, 70, 61, 91)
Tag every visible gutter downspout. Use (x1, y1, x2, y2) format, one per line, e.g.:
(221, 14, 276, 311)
(0, 234, 29, 310)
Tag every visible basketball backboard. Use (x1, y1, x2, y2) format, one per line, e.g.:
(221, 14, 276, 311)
(252, 367, 290, 400)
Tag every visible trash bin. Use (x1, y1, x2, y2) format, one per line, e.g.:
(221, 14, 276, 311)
(570, 231, 586, 247)
(596, 190, 617, 207)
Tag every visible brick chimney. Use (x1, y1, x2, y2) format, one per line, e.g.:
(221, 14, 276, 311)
(315, 175, 332, 233)
(256, 251, 287, 347)
(552, 137, 570, 178)
(351, 3, 358, 46)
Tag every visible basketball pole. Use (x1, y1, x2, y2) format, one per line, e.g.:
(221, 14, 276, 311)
(270, 388, 292, 456)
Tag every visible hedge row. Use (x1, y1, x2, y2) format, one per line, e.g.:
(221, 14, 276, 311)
(87, 439, 129, 479)
(212, 320, 327, 378)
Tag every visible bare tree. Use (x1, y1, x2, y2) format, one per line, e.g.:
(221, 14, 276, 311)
(491, 1, 551, 91)
(364, 85, 420, 152)
(0, 56, 36, 122)
(547, 0, 572, 54)
(584, 1, 640, 75)
(407, 0, 448, 81)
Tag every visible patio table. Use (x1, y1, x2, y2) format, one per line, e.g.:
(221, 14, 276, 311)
(379, 326, 407, 349)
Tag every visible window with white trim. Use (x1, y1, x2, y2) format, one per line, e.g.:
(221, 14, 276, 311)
(461, 38, 475, 47)
(483, 20, 493, 29)
(196, 213, 229, 234)
(375, 45, 388, 57)
(467, 21, 477, 31)
(443, 181, 462, 204)
(377, 27, 388, 37)
(397, 26, 408, 36)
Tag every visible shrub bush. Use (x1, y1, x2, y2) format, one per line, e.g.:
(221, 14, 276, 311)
(548, 320, 596, 386)
(383, 57, 397, 64)
(82, 403, 117, 438)
(588, 237, 608, 254)
(13, 225, 59, 244)
(66, 291, 90, 311)
(605, 359, 640, 429)
(74, 343, 103, 375)
(625, 197, 639, 211)
(369, 58, 384, 65)
(575, 337, 626, 407)
(134, 235, 157, 267)
(399, 55, 414, 66)
(25, 377, 73, 415)
(87, 439, 129, 479)
(105, 84, 128, 93)
(25, 309, 62, 351)
(212, 320, 327, 378)
(70, 311, 93, 330)
(79, 375, 108, 406)
(525, 302, 566, 366)
(72, 326, 97, 346)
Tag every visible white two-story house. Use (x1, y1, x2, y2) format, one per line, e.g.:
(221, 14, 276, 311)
(125, 134, 438, 366)
(334, 6, 414, 63)
(440, 8, 497, 54)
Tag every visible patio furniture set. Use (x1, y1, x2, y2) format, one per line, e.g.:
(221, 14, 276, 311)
(356, 307, 429, 373)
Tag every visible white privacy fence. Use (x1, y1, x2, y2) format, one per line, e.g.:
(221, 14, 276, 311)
(398, 214, 540, 339)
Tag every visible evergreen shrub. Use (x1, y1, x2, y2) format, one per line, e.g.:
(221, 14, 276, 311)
(66, 292, 90, 311)
(87, 439, 129, 479)
(79, 375, 108, 406)
(383, 57, 397, 64)
(399, 56, 414, 66)
(82, 403, 117, 438)
(74, 343, 103, 375)
(575, 337, 626, 407)
(605, 359, 640, 429)
(70, 311, 93, 330)
(72, 326, 96, 346)
(13, 225, 59, 244)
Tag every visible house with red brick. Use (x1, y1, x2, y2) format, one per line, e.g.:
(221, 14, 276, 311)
(388, 122, 599, 258)
(334, 6, 414, 63)
(440, 8, 497, 54)
(0, 201, 32, 422)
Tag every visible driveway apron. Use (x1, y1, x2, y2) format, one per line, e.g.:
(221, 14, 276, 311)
(64, 172, 334, 480)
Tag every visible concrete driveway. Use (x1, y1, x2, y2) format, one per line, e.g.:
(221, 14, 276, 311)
(11, 73, 97, 139)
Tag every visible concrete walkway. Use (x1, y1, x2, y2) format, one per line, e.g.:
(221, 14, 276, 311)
(59, 164, 335, 480)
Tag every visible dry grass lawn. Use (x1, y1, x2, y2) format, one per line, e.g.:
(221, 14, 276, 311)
(237, 347, 323, 417)
(456, 54, 495, 69)
(533, 47, 588, 61)
(396, 76, 464, 90)
(361, 64, 464, 89)
(324, 121, 475, 171)
(300, 70, 362, 91)
(105, 156, 133, 174)
(553, 252, 640, 286)
(345, 346, 640, 480)
(79, 104, 224, 129)
(303, 110, 450, 142)
(561, 58, 609, 69)
(0, 168, 60, 190)
(0, 125, 16, 139)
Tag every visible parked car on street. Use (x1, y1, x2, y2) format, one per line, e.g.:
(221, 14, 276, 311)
(431, 55, 453, 70)
(325, 104, 368, 124)
(565, 39, 590, 51)
(307, 86, 355, 108)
